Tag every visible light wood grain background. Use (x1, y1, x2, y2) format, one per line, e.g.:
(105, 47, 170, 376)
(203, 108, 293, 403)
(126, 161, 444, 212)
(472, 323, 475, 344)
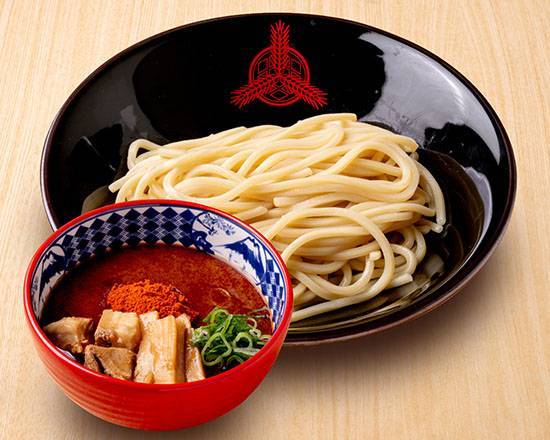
(0, 0, 548, 438)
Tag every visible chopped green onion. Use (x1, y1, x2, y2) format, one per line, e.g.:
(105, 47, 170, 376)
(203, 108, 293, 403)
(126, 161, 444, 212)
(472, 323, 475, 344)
(226, 354, 246, 368)
(234, 332, 254, 348)
(192, 306, 272, 372)
(201, 332, 232, 366)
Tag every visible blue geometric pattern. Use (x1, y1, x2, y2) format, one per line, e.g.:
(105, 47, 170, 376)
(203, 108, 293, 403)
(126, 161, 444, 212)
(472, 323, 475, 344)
(31, 204, 288, 328)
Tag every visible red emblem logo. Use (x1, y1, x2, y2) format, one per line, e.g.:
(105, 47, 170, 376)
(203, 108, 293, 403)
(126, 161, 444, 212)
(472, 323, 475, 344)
(231, 20, 327, 109)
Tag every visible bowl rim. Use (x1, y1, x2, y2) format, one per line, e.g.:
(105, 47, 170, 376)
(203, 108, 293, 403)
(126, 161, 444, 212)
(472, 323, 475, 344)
(24, 199, 294, 389)
(39, 12, 517, 344)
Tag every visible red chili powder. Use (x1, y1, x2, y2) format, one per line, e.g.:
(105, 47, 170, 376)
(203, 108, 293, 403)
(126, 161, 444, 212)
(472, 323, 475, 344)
(107, 279, 198, 320)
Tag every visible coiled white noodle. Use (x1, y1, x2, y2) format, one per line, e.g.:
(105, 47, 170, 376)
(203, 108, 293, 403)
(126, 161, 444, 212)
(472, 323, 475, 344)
(109, 114, 446, 322)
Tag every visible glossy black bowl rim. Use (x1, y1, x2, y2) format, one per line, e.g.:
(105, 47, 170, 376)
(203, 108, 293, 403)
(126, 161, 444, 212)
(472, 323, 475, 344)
(40, 12, 517, 345)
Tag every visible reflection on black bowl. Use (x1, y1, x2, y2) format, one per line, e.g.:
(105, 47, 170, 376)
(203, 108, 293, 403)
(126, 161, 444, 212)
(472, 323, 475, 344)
(41, 13, 516, 344)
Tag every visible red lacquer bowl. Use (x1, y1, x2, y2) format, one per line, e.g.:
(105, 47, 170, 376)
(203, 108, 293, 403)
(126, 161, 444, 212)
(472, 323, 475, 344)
(24, 200, 293, 430)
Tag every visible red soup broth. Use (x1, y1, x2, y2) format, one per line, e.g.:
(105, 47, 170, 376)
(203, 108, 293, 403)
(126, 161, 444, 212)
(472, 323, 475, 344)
(41, 244, 273, 335)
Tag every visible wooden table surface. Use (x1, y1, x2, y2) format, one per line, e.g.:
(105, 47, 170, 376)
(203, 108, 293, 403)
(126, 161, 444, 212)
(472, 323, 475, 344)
(1, 0, 548, 438)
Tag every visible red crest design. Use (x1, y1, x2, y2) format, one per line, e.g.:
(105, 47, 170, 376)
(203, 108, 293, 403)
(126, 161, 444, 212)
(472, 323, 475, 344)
(231, 21, 327, 109)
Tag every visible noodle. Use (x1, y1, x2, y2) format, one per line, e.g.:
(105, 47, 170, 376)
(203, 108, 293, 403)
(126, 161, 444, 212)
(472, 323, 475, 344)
(109, 114, 446, 322)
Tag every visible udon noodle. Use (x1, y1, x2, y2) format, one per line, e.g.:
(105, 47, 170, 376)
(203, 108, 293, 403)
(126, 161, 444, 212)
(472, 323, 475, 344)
(109, 114, 446, 322)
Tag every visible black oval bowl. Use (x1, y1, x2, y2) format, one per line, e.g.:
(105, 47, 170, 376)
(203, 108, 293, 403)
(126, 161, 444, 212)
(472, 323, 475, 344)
(41, 13, 516, 345)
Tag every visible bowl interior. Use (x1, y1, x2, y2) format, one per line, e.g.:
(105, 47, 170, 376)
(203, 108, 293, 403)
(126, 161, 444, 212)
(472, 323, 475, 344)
(42, 13, 515, 343)
(30, 202, 289, 329)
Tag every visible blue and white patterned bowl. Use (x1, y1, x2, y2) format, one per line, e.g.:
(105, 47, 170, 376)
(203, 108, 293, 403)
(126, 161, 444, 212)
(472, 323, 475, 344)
(24, 200, 293, 429)
(30, 200, 291, 326)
